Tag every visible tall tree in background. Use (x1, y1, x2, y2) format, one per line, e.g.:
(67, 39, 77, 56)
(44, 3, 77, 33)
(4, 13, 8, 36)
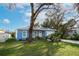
(41, 18, 51, 28)
(59, 19, 76, 38)
(74, 3, 79, 13)
(41, 5, 76, 38)
(42, 4, 64, 30)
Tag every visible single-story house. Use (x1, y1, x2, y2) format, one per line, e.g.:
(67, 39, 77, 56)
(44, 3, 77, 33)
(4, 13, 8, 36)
(16, 27, 55, 40)
(0, 29, 11, 42)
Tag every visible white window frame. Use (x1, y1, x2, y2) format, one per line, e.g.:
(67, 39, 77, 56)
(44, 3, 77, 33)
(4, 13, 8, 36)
(22, 31, 27, 39)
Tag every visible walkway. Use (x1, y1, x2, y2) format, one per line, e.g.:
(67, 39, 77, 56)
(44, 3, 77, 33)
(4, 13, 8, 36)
(61, 39, 79, 44)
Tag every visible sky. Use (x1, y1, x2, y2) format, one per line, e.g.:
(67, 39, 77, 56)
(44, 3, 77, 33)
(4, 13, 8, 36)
(0, 3, 78, 32)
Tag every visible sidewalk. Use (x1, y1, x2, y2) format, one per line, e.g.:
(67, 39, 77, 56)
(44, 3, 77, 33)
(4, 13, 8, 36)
(61, 39, 79, 44)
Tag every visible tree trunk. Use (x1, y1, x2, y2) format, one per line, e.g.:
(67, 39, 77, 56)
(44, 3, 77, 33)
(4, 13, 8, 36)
(28, 18, 35, 42)
(28, 3, 34, 43)
(28, 27, 33, 42)
(28, 3, 52, 43)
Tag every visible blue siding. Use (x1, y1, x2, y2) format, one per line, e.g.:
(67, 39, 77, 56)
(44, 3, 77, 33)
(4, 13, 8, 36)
(42, 31, 47, 37)
(16, 30, 29, 40)
(45, 31, 47, 37)
(16, 30, 22, 40)
(27, 31, 29, 38)
(16, 30, 49, 40)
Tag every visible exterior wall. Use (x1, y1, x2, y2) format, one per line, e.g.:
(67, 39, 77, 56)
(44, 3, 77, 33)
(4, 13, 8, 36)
(0, 33, 10, 42)
(16, 30, 22, 40)
(39, 31, 43, 37)
(32, 31, 36, 38)
(42, 31, 46, 37)
(45, 30, 54, 36)
(16, 30, 28, 40)
(16, 29, 54, 40)
(0, 30, 5, 33)
(76, 28, 79, 34)
(32, 31, 42, 38)
(32, 31, 46, 38)
(8, 34, 11, 38)
(22, 31, 28, 40)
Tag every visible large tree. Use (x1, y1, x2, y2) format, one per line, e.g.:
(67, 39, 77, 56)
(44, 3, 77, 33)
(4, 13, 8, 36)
(8, 3, 55, 42)
(29, 3, 56, 42)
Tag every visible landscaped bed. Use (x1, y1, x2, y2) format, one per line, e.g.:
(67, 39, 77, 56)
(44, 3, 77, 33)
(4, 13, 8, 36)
(0, 39, 79, 56)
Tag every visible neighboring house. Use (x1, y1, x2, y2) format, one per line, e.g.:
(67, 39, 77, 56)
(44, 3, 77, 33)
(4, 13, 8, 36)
(16, 27, 55, 40)
(0, 29, 11, 42)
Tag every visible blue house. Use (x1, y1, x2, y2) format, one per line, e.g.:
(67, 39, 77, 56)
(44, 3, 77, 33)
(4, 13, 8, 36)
(15, 27, 55, 40)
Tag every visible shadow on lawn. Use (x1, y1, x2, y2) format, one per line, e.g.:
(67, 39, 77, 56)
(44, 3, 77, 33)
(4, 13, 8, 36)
(20, 41, 65, 56)
(0, 40, 65, 56)
(0, 43, 23, 56)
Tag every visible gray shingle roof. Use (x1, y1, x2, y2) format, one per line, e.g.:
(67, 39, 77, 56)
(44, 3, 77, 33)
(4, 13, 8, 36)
(17, 26, 53, 31)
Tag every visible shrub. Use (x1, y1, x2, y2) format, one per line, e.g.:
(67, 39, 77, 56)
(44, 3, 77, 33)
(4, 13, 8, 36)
(47, 33, 61, 42)
(48, 32, 61, 39)
(6, 38, 16, 42)
(33, 36, 46, 41)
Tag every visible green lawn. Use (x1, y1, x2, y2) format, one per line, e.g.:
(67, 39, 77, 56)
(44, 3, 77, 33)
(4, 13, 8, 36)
(0, 39, 79, 56)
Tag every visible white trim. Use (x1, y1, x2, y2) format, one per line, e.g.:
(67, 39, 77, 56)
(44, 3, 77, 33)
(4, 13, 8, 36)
(15, 30, 18, 40)
(22, 31, 27, 39)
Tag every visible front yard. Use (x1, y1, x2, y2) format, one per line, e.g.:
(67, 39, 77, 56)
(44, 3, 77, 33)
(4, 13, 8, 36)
(0, 39, 79, 56)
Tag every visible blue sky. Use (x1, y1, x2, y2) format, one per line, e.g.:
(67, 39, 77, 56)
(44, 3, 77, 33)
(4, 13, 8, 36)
(0, 3, 77, 32)
(0, 3, 31, 31)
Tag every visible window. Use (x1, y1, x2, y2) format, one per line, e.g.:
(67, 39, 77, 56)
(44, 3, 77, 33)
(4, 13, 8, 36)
(22, 31, 27, 39)
(23, 31, 26, 36)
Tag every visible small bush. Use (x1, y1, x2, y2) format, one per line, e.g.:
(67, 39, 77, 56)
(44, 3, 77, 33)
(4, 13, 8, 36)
(34, 36, 46, 40)
(47, 33, 61, 42)
(6, 38, 16, 42)
(47, 32, 61, 39)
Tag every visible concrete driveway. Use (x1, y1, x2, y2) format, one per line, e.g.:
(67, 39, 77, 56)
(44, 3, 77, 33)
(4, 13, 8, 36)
(61, 39, 79, 44)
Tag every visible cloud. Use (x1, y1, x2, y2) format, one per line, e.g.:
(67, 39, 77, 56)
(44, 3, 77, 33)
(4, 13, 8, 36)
(24, 12, 31, 17)
(23, 10, 46, 25)
(16, 4, 25, 9)
(24, 19, 28, 23)
(16, 3, 30, 9)
(24, 19, 30, 26)
(3, 19, 10, 24)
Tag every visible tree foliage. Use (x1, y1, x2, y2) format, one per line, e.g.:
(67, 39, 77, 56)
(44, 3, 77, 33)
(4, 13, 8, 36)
(41, 4, 76, 38)
(74, 3, 79, 13)
(29, 3, 56, 42)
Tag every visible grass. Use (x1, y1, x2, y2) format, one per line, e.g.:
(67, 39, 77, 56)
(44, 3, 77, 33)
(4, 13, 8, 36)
(0, 38, 79, 56)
